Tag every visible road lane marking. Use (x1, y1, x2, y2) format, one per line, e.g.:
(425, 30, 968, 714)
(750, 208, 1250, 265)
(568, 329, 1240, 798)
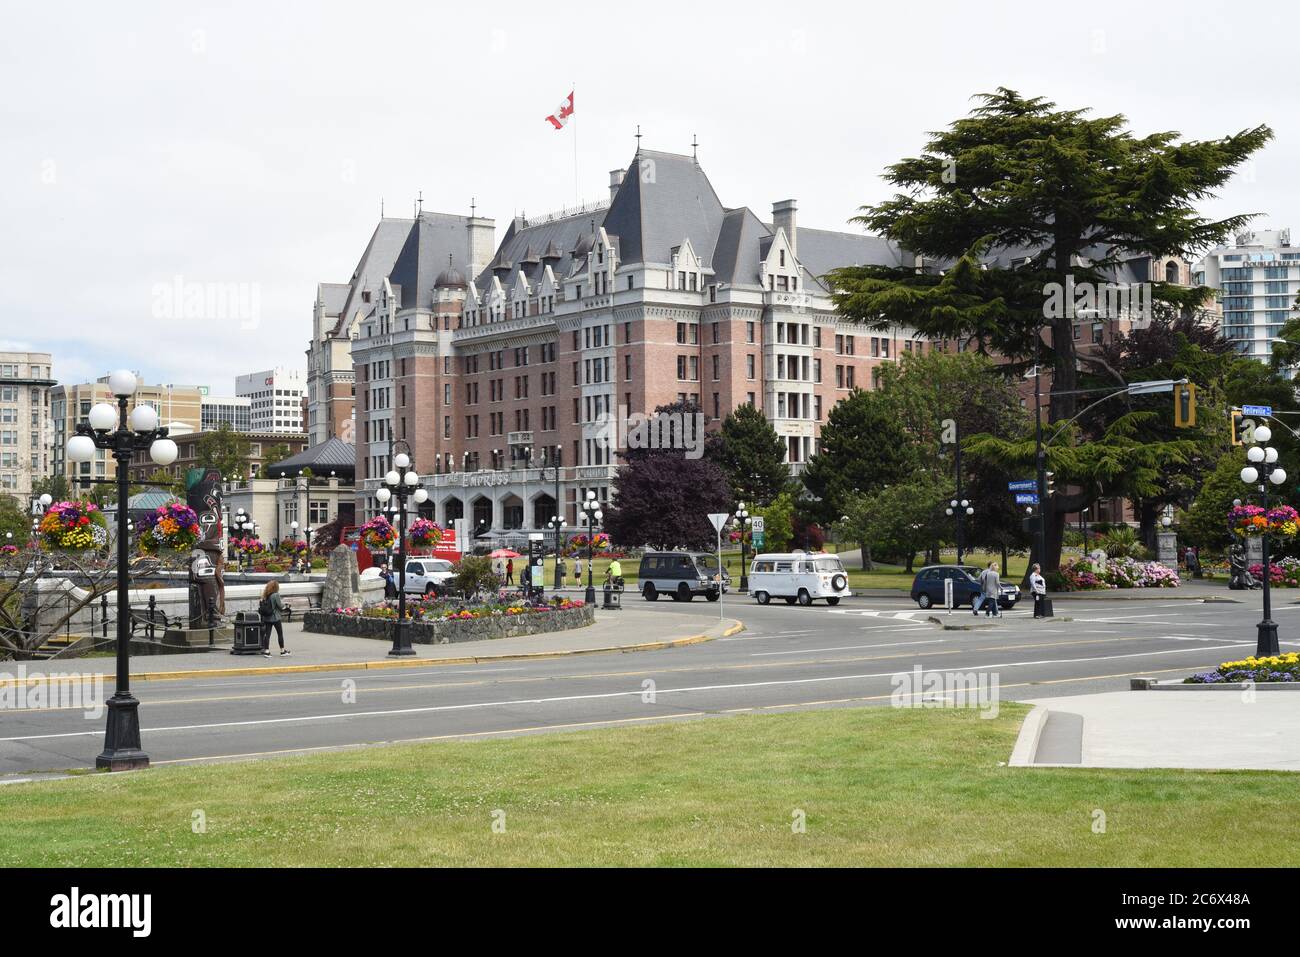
(752, 639, 950, 656)
(0, 642, 1252, 743)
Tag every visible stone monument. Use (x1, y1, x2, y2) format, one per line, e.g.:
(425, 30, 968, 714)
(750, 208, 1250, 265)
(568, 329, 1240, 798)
(323, 544, 363, 611)
(1155, 530, 1178, 569)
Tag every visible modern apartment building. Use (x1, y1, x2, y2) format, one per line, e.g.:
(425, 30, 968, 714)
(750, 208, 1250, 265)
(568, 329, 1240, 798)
(51, 378, 202, 485)
(1194, 229, 1300, 361)
(200, 393, 252, 432)
(236, 368, 306, 433)
(325, 148, 919, 532)
(0, 351, 55, 501)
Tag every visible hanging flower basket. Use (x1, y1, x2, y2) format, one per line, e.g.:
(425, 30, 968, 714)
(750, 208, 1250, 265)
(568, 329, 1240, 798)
(361, 515, 397, 551)
(1229, 504, 1299, 538)
(138, 502, 201, 554)
(38, 501, 109, 553)
(408, 518, 443, 548)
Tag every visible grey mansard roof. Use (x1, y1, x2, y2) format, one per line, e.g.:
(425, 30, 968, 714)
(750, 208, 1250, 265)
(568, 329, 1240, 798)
(388, 212, 474, 310)
(477, 211, 601, 288)
(330, 218, 414, 336)
(603, 149, 727, 265)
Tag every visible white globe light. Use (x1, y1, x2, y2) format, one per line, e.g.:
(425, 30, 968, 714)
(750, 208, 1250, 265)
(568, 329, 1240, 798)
(586, 490, 596, 501)
(1247, 445, 1265, 463)
(87, 402, 118, 431)
(946, 508, 954, 516)
(1265, 447, 1279, 464)
(1162, 516, 1171, 527)
(404, 471, 419, 487)
(961, 500, 969, 508)
(950, 500, 958, 508)
(1254, 425, 1273, 444)
(39, 494, 52, 507)
(966, 507, 974, 515)
(384, 470, 400, 487)
(594, 511, 603, 522)
(128, 404, 159, 432)
(291, 521, 299, 530)
(107, 369, 137, 397)
(66, 434, 96, 463)
(1241, 466, 1260, 485)
(394, 452, 411, 469)
(375, 487, 391, 504)
(413, 488, 428, 504)
(149, 437, 178, 466)
(1270, 468, 1288, 485)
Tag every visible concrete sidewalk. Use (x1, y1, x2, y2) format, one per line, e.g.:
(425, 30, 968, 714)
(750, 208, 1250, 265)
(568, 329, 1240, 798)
(1012, 691, 1300, 771)
(7, 609, 742, 683)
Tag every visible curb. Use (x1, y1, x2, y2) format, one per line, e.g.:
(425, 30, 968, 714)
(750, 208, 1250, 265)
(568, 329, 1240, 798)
(1131, 676, 1300, 691)
(0, 621, 744, 687)
(1008, 705, 1050, 767)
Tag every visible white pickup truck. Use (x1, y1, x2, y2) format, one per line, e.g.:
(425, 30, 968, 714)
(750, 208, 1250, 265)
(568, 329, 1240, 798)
(402, 558, 457, 596)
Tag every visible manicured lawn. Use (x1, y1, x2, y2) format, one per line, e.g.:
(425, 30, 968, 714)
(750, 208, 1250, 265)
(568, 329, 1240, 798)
(1, 705, 1294, 866)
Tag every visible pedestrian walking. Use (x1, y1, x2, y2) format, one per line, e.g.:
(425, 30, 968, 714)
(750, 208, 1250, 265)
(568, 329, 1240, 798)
(574, 557, 584, 584)
(1029, 563, 1048, 619)
(258, 580, 290, 657)
(976, 562, 1001, 618)
(506, 559, 515, 585)
(557, 556, 567, 588)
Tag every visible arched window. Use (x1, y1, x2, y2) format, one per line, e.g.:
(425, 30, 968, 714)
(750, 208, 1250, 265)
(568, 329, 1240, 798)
(1165, 260, 1179, 284)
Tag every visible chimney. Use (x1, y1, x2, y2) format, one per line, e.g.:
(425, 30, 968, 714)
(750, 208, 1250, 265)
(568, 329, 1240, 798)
(773, 199, 797, 257)
(609, 168, 626, 202)
(466, 214, 496, 279)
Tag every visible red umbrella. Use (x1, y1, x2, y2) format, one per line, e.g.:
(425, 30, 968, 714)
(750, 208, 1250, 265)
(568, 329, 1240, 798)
(488, 548, 522, 559)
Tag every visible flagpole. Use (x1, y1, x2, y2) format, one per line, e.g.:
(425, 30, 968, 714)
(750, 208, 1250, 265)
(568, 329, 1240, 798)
(572, 82, 579, 206)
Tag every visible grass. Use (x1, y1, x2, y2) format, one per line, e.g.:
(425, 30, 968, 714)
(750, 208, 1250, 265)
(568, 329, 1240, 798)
(0, 705, 1294, 867)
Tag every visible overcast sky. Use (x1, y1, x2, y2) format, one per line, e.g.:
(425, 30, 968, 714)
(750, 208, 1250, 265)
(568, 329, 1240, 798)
(2, 0, 1294, 392)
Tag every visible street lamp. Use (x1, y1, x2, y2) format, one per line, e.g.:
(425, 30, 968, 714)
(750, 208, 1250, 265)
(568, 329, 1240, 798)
(735, 502, 751, 592)
(375, 444, 427, 656)
(944, 499, 974, 565)
(581, 490, 602, 604)
(1241, 424, 1286, 656)
(547, 515, 564, 587)
(64, 369, 177, 771)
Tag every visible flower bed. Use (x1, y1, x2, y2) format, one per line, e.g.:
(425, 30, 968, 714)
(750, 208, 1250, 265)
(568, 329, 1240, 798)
(1053, 556, 1180, 590)
(1245, 558, 1300, 587)
(1186, 652, 1300, 684)
(303, 599, 594, 645)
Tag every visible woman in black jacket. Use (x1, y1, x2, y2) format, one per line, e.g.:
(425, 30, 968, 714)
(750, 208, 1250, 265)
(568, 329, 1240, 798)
(259, 581, 290, 658)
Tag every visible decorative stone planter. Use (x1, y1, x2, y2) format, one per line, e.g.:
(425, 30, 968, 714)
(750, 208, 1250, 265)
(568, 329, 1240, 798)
(302, 604, 595, 644)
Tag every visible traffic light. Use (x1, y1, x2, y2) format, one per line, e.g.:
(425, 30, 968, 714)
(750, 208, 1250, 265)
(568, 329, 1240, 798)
(1174, 383, 1197, 428)
(1230, 408, 1244, 446)
(1043, 471, 1056, 497)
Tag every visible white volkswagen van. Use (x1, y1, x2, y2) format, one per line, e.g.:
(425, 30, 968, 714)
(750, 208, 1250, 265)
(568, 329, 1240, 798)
(748, 552, 851, 605)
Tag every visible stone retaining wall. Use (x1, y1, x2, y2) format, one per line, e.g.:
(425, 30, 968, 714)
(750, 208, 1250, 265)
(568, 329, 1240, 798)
(302, 605, 595, 644)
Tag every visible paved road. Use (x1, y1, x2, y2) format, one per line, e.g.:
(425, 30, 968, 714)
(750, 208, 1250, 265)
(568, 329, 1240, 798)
(1, 592, 1290, 774)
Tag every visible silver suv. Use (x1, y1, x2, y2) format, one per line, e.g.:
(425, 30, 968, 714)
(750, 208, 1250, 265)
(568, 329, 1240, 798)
(638, 551, 727, 602)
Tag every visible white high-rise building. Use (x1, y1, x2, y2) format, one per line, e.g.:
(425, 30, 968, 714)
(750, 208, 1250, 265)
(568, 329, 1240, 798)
(236, 368, 306, 434)
(1194, 229, 1300, 361)
(0, 351, 54, 502)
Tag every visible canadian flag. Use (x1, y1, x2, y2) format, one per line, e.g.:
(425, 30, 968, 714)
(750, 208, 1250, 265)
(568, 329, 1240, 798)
(545, 91, 575, 130)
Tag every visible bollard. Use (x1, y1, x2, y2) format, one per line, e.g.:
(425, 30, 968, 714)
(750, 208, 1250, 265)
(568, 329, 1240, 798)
(148, 594, 157, 639)
(101, 593, 109, 638)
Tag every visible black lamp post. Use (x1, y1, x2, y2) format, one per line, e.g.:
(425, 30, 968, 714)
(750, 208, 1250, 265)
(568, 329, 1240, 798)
(1241, 424, 1286, 657)
(548, 515, 564, 587)
(65, 369, 178, 772)
(376, 442, 427, 656)
(581, 490, 602, 605)
(735, 502, 750, 592)
(945, 499, 974, 565)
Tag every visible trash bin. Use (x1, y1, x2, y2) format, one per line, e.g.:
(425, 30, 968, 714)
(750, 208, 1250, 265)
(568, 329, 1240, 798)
(231, 611, 263, 656)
